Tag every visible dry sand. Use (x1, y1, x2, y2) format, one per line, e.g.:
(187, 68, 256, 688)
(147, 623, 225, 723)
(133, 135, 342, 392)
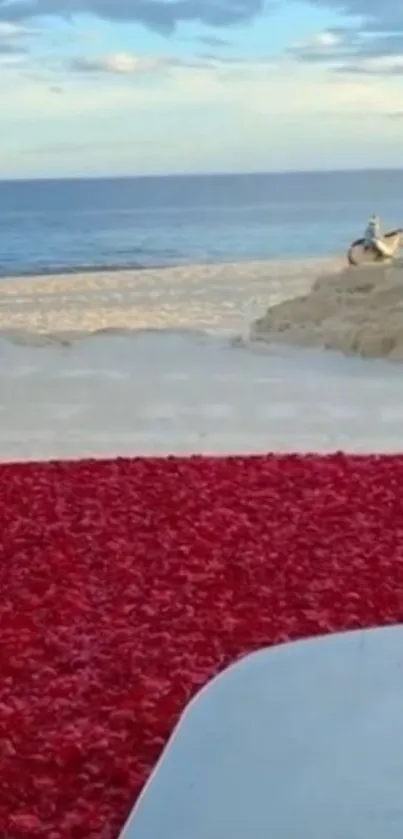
(0, 257, 340, 337)
(251, 262, 403, 361)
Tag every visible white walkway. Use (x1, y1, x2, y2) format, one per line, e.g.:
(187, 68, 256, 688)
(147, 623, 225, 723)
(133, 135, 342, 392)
(120, 625, 403, 839)
(0, 330, 402, 461)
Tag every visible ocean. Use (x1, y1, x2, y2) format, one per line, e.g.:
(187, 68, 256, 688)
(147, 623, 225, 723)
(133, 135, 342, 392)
(1, 169, 403, 276)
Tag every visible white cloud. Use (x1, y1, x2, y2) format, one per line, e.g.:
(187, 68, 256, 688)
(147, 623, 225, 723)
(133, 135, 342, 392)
(0, 22, 22, 37)
(217, 59, 403, 118)
(68, 50, 243, 76)
(4, 49, 403, 119)
(303, 30, 342, 50)
(313, 31, 341, 48)
(70, 52, 165, 75)
(0, 18, 32, 54)
(3, 43, 403, 177)
(289, 25, 403, 76)
(346, 55, 403, 74)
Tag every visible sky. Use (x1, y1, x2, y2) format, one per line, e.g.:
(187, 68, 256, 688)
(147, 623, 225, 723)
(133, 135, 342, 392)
(2, 0, 403, 177)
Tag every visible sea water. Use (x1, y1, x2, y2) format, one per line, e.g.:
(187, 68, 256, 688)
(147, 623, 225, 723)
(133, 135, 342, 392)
(0, 169, 402, 277)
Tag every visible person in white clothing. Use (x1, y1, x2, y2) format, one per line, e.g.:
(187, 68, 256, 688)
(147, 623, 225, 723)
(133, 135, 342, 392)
(364, 215, 391, 258)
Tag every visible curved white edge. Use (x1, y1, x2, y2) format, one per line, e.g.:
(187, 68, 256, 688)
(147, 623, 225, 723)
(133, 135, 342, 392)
(118, 624, 401, 839)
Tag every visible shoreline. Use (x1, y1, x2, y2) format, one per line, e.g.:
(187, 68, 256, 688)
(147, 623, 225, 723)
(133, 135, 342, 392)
(0, 253, 341, 284)
(0, 261, 145, 280)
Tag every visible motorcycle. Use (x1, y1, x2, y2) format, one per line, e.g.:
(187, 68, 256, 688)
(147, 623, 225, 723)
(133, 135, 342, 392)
(347, 229, 403, 266)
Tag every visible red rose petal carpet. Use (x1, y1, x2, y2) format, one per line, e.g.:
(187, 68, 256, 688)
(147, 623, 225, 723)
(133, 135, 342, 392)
(2, 453, 403, 839)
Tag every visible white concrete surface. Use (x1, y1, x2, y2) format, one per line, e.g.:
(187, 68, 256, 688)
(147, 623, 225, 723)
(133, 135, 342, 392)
(120, 626, 403, 839)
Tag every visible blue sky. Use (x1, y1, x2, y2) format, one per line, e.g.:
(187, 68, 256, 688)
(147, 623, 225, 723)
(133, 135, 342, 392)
(1, 0, 403, 177)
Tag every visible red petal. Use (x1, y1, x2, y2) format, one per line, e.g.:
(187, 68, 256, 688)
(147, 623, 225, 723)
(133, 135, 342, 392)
(0, 453, 402, 838)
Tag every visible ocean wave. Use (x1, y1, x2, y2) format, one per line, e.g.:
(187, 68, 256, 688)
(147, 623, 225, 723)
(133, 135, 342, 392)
(0, 243, 189, 278)
(0, 260, 148, 279)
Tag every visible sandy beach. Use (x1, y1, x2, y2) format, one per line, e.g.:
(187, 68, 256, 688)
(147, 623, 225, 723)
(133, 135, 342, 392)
(0, 256, 403, 462)
(0, 260, 403, 460)
(0, 257, 340, 334)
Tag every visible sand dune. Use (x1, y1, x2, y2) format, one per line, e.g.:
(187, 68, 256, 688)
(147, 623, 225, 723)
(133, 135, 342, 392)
(251, 262, 403, 361)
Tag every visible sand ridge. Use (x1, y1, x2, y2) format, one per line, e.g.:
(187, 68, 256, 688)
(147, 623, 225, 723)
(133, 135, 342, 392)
(251, 262, 403, 361)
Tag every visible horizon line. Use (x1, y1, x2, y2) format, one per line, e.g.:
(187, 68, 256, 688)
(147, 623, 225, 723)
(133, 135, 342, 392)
(1, 166, 403, 184)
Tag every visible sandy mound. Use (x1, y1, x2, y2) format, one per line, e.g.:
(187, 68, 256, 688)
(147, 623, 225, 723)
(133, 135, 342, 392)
(251, 263, 403, 361)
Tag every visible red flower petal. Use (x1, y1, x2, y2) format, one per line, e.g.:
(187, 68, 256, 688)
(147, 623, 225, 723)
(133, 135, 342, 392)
(0, 453, 403, 838)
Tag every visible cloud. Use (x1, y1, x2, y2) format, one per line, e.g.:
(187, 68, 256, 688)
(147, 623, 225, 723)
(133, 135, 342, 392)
(194, 50, 249, 64)
(0, 40, 24, 53)
(0, 19, 31, 53)
(6, 44, 403, 179)
(0, 22, 26, 37)
(289, 24, 403, 75)
(196, 33, 231, 48)
(287, 0, 403, 75)
(0, 0, 265, 33)
(340, 56, 403, 75)
(292, 29, 403, 61)
(70, 52, 158, 74)
(289, 28, 353, 64)
(68, 51, 214, 75)
(1, 0, 400, 40)
(297, 0, 403, 33)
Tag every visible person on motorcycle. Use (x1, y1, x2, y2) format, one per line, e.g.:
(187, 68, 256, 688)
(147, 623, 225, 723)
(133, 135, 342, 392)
(364, 215, 391, 258)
